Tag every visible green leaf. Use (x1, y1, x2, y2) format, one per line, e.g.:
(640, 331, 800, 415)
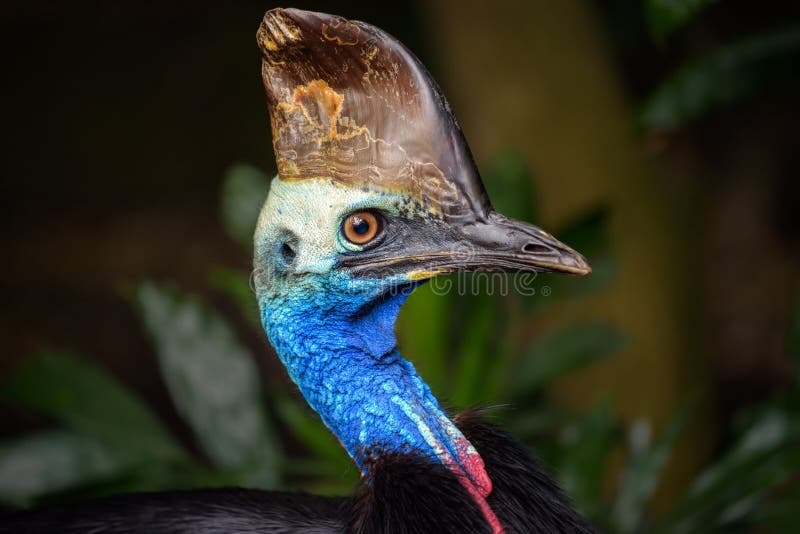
(613, 408, 688, 533)
(451, 293, 499, 406)
(483, 150, 539, 223)
(0, 431, 135, 506)
(646, 0, 718, 40)
(508, 323, 626, 400)
(220, 164, 271, 249)
(660, 409, 800, 533)
(557, 208, 615, 295)
(208, 267, 260, 329)
(640, 27, 800, 131)
(397, 281, 451, 394)
(135, 282, 281, 488)
(482, 323, 518, 402)
(554, 402, 617, 518)
(2, 351, 184, 462)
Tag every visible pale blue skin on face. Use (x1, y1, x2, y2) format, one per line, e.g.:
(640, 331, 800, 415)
(253, 178, 487, 490)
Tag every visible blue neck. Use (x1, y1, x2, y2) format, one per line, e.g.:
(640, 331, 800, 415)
(258, 274, 490, 493)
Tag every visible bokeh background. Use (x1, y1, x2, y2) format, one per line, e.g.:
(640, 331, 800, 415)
(2, 1, 799, 532)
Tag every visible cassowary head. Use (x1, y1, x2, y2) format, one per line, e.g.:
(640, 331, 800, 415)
(253, 8, 589, 319)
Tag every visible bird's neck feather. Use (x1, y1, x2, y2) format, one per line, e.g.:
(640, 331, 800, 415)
(259, 278, 492, 494)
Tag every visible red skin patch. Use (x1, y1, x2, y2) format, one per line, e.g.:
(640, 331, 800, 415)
(443, 436, 505, 534)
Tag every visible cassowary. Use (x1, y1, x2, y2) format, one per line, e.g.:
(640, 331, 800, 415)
(2, 8, 594, 533)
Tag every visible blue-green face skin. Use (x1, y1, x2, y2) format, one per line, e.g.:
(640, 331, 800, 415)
(253, 178, 491, 495)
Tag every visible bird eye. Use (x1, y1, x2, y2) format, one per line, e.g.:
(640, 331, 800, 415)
(342, 211, 383, 245)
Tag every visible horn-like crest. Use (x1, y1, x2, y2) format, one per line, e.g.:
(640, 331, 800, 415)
(257, 8, 491, 221)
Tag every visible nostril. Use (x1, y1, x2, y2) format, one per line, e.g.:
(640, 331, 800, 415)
(280, 242, 297, 265)
(522, 242, 551, 254)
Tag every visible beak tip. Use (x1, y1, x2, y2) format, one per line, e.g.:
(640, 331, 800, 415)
(563, 258, 592, 276)
(544, 241, 591, 276)
(574, 255, 592, 276)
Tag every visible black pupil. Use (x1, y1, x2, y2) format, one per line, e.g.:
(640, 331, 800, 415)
(281, 242, 296, 264)
(352, 217, 370, 235)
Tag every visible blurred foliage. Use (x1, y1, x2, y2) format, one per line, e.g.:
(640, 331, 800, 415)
(641, 26, 800, 131)
(641, 0, 800, 131)
(2, 158, 798, 532)
(135, 282, 281, 488)
(645, 0, 717, 41)
(3, 352, 185, 465)
(219, 163, 271, 248)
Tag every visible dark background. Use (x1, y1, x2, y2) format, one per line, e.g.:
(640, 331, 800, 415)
(2, 0, 799, 520)
(1, 1, 428, 423)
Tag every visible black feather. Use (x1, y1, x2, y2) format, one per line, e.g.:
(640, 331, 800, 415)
(457, 409, 596, 533)
(0, 489, 347, 534)
(0, 412, 594, 533)
(349, 451, 491, 534)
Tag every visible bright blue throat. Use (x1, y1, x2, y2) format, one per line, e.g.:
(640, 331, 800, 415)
(258, 272, 491, 494)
